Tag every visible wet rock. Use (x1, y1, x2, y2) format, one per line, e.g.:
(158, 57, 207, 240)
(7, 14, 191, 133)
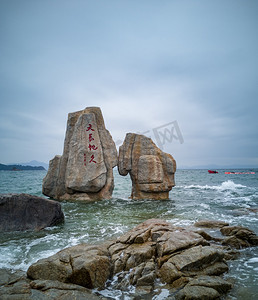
(111, 242, 156, 274)
(0, 269, 101, 300)
(176, 285, 220, 300)
(159, 245, 228, 285)
(24, 218, 258, 299)
(232, 207, 258, 216)
(27, 243, 111, 289)
(0, 193, 64, 232)
(168, 245, 225, 273)
(194, 220, 229, 228)
(156, 229, 208, 257)
(43, 106, 117, 201)
(118, 133, 176, 199)
(187, 275, 232, 294)
(220, 225, 258, 248)
(159, 261, 182, 284)
(0, 268, 27, 286)
(107, 219, 231, 297)
(29, 280, 101, 300)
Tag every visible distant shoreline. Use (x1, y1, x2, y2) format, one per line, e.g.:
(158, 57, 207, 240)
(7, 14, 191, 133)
(0, 163, 46, 171)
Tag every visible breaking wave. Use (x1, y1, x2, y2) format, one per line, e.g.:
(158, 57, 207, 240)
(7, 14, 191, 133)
(182, 180, 246, 191)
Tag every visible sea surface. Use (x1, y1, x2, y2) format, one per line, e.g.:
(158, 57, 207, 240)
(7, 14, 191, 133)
(0, 168, 257, 299)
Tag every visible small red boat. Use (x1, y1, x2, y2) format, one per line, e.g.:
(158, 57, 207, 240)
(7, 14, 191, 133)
(208, 170, 218, 174)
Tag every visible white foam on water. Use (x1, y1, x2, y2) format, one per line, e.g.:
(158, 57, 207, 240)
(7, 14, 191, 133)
(94, 272, 136, 300)
(182, 180, 246, 191)
(247, 257, 258, 263)
(199, 203, 210, 209)
(153, 289, 170, 299)
(219, 180, 246, 191)
(168, 219, 194, 226)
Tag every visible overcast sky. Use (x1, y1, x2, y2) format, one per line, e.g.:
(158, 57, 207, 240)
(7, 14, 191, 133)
(1, 0, 257, 168)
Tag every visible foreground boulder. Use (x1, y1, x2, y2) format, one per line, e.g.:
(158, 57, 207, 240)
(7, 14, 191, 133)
(27, 244, 111, 289)
(107, 219, 231, 298)
(0, 269, 101, 300)
(24, 219, 258, 298)
(118, 133, 176, 199)
(0, 193, 64, 232)
(42, 107, 117, 201)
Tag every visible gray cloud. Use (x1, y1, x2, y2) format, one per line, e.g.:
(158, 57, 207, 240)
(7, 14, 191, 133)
(0, 0, 257, 167)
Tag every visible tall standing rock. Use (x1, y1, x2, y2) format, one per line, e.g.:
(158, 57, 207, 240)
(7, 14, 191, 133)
(118, 133, 176, 200)
(43, 107, 117, 201)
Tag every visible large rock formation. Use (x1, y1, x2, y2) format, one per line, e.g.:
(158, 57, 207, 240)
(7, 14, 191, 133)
(43, 107, 117, 201)
(24, 218, 258, 299)
(118, 133, 176, 199)
(0, 193, 64, 232)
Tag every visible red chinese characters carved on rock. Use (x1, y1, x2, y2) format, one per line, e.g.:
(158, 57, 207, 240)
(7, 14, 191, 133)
(89, 133, 94, 142)
(84, 153, 86, 166)
(86, 124, 95, 132)
(89, 154, 97, 164)
(88, 144, 98, 151)
(84, 123, 98, 165)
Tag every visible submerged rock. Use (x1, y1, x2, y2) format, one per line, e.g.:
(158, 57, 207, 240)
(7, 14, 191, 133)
(0, 193, 64, 232)
(118, 133, 176, 199)
(42, 107, 117, 201)
(220, 225, 258, 249)
(194, 220, 229, 228)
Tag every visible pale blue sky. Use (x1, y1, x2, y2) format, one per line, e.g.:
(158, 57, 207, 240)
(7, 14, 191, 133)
(1, 0, 257, 168)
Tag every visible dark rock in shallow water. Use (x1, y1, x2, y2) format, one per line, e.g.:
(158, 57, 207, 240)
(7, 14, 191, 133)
(0, 193, 64, 232)
(194, 220, 229, 228)
(220, 225, 258, 249)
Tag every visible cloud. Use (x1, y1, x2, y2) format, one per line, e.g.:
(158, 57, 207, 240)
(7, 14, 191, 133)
(0, 0, 257, 166)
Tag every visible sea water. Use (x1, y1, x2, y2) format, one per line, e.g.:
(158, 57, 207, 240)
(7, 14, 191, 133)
(0, 168, 257, 299)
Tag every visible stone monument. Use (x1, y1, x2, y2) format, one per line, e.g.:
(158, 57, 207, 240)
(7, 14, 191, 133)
(43, 107, 117, 201)
(118, 133, 176, 200)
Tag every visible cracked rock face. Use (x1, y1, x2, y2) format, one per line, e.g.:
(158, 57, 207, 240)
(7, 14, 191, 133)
(42, 107, 117, 201)
(107, 219, 230, 297)
(27, 244, 111, 290)
(118, 133, 176, 199)
(23, 219, 258, 299)
(0, 269, 101, 300)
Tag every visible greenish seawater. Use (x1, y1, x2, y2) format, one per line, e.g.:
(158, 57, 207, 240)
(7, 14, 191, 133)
(0, 168, 257, 299)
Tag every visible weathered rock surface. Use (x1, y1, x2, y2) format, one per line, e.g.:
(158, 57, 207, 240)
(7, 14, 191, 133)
(118, 133, 176, 199)
(20, 219, 258, 298)
(0, 193, 64, 232)
(194, 220, 229, 228)
(41, 155, 61, 199)
(27, 243, 111, 289)
(107, 219, 232, 297)
(0, 268, 101, 300)
(42, 107, 117, 201)
(220, 225, 258, 249)
(194, 219, 258, 249)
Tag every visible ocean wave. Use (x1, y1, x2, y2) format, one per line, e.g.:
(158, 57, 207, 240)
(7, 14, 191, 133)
(181, 180, 246, 191)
